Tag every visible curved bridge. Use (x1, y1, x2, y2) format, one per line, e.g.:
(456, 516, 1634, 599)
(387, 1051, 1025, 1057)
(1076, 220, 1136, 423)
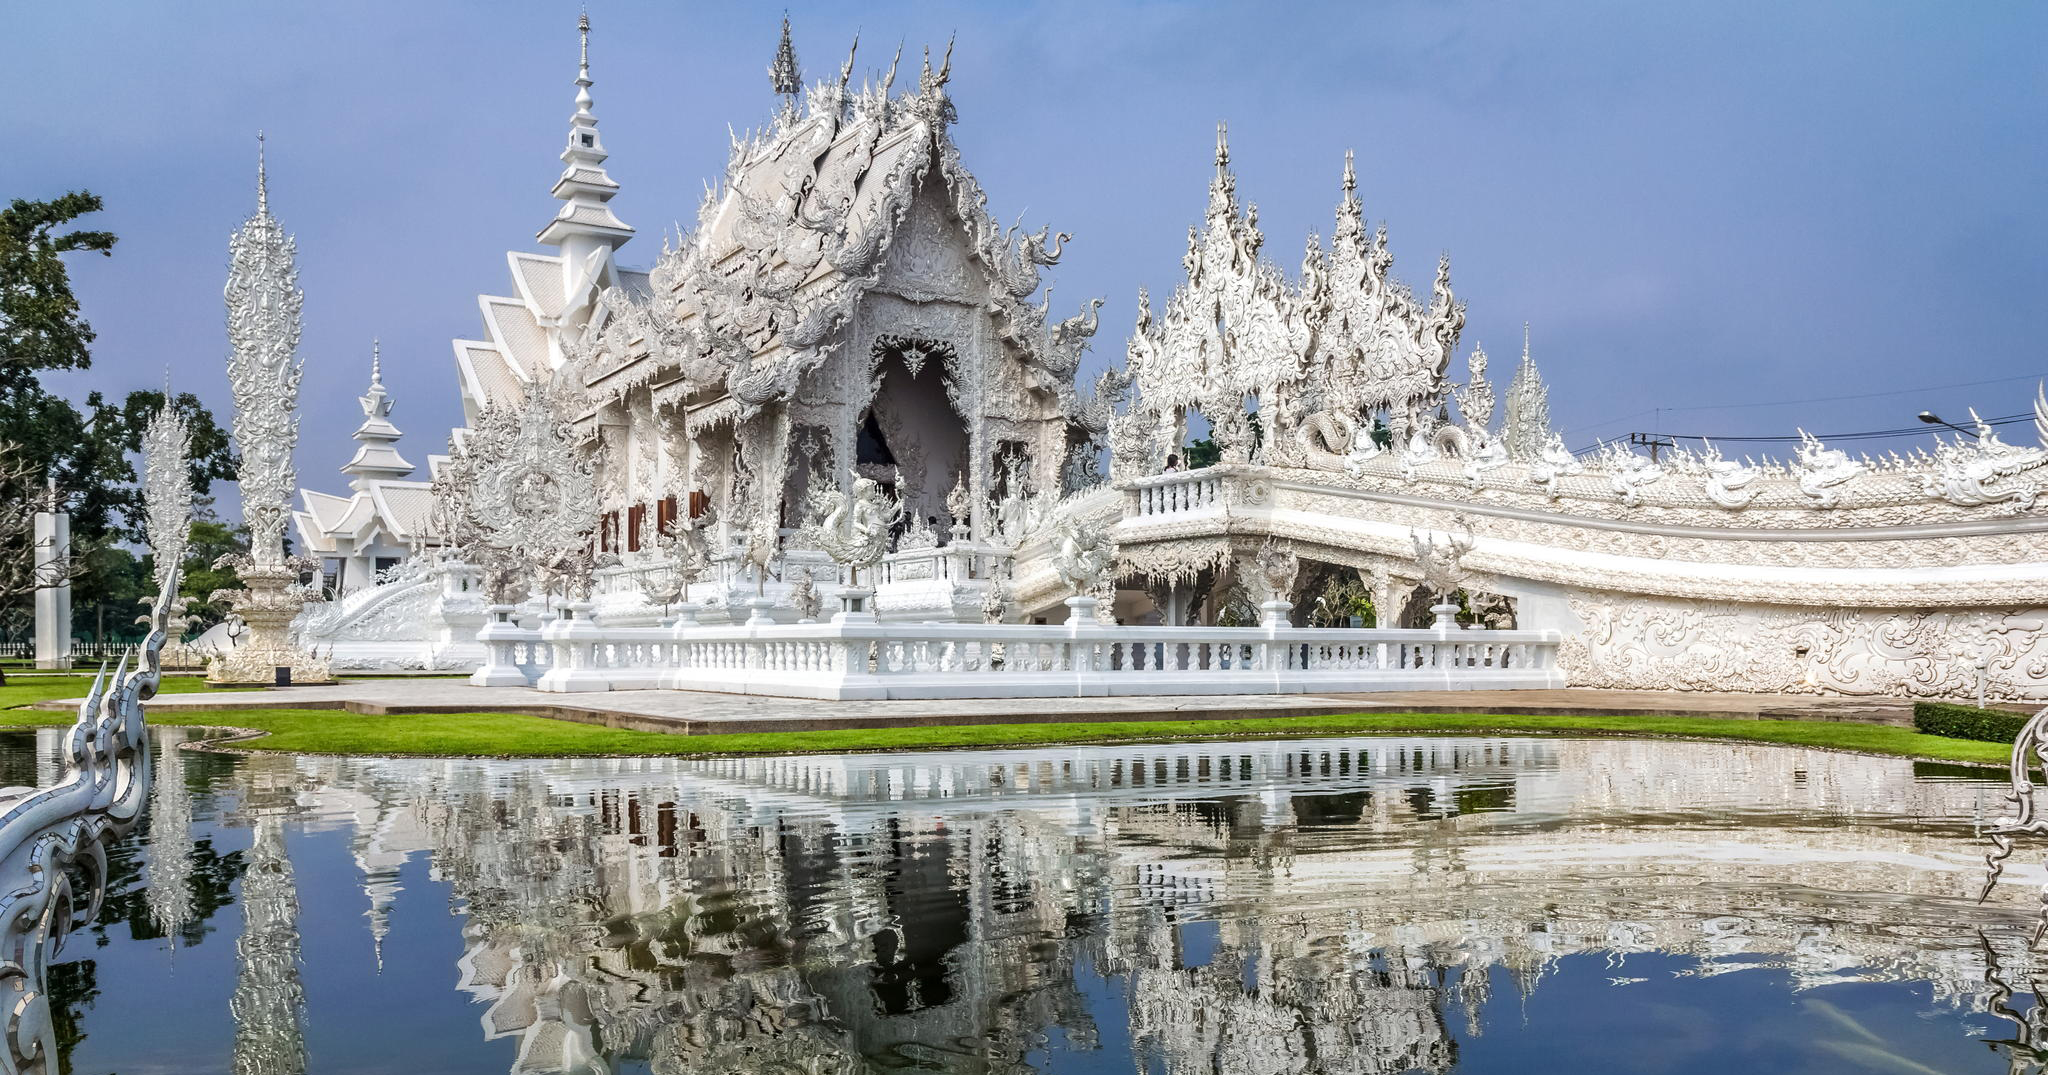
(1001, 462, 2048, 701)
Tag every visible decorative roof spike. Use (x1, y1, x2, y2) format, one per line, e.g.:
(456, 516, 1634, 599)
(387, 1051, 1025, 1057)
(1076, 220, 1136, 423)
(538, 12, 633, 252)
(882, 39, 903, 94)
(1207, 122, 1238, 220)
(838, 31, 859, 91)
(1333, 149, 1365, 244)
(770, 14, 802, 106)
(255, 131, 268, 214)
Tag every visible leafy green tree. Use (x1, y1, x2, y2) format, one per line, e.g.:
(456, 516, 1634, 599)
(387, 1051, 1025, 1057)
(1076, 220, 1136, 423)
(1, 193, 241, 652)
(179, 519, 249, 629)
(1, 191, 115, 383)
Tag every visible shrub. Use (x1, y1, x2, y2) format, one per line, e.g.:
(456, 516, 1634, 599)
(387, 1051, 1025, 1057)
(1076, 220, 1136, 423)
(1913, 700, 2034, 745)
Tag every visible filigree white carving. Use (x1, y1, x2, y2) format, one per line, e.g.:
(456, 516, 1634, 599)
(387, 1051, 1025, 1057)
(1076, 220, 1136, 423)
(440, 381, 599, 601)
(800, 472, 901, 586)
(1052, 516, 1117, 597)
(140, 398, 192, 603)
(1795, 430, 1865, 508)
(225, 147, 304, 570)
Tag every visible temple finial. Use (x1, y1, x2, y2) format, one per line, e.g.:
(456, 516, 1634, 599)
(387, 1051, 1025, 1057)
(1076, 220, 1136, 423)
(883, 39, 903, 94)
(838, 32, 859, 91)
(1215, 121, 1229, 169)
(578, 11, 589, 78)
(1342, 149, 1356, 195)
(370, 338, 383, 387)
(1523, 321, 1531, 361)
(255, 131, 268, 214)
(770, 13, 802, 105)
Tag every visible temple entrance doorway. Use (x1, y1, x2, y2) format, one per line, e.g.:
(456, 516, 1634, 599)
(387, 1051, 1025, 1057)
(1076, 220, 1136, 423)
(862, 336, 968, 533)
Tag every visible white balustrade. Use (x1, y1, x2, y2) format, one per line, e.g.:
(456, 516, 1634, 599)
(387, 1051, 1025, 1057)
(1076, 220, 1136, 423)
(1129, 467, 1227, 519)
(475, 605, 1563, 699)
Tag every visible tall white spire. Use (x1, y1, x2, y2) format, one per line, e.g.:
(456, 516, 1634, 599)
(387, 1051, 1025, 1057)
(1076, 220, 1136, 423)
(225, 133, 304, 569)
(538, 12, 633, 257)
(342, 339, 414, 490)
(1502, 322, 1552, 461)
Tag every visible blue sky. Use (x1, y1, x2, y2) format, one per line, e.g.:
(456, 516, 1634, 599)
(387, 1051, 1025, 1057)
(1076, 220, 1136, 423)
(6, 1, 2045, 492)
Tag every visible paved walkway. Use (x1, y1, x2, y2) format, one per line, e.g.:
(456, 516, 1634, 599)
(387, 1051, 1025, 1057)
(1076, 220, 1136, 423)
(38, 680, 1929, 737)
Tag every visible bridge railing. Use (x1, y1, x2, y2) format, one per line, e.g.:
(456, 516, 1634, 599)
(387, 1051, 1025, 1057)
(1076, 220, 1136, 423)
(469, 601, 1563, 700)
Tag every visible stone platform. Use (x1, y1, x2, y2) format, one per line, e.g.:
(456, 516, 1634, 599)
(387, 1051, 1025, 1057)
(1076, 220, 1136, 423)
(36, 680, 1929, 738)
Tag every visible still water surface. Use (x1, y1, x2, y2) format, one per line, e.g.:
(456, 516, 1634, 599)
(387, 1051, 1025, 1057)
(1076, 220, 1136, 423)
(21, 727, 2048, 1074)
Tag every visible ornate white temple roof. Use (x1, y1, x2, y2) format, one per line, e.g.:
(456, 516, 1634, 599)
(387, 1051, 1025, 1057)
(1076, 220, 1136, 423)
(560, 29, 1102, 429)
(294, 343, 440, 560)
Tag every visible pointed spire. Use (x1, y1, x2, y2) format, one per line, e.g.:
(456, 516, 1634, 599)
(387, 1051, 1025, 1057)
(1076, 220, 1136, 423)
(1207, 122, 1239, 221)
(770, 13, 802, 108)
(539, 12, 632, 254)
(343, 338, 413, 490)
(1334, 149, 1364, 244)
(255, 131, 269, 214)
(1503, 322, 1552, 461)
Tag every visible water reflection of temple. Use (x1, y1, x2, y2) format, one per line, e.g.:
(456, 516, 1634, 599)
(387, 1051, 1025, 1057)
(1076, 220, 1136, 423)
(265, 738, 2043, 1074)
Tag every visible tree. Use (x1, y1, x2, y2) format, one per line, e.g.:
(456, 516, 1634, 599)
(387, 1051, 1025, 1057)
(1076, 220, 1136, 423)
(0, 192, 115, 383)
(179, 519, 249, 630)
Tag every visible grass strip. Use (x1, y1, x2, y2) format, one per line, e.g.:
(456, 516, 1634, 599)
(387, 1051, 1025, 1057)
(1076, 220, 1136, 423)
(0, 700, 2014, 764)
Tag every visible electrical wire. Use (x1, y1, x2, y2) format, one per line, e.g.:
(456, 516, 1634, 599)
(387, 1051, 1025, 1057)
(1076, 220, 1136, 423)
(1563, 371, 2048, 436)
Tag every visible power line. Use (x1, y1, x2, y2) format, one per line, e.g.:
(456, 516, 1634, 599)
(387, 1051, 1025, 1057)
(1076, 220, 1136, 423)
(1563, 371, 2048, 436)
(1642, 411, 2034, 444)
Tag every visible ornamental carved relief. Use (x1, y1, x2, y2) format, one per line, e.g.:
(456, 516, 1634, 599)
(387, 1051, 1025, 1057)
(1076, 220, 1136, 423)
(1561, 590, 2048, 701)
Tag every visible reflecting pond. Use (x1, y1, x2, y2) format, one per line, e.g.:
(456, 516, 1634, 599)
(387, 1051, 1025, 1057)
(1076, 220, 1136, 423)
(24, 727, 2048, 1074)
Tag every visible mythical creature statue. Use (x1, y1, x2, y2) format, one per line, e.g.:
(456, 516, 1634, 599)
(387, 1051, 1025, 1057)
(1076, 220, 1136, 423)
(1698, 441, 1761, 509)
(741, 520, 779, 598)
(1343, 422, 1385, 476)
(1600, 443, 1665, 508)
(980, 569, 1011, 624)
(1924, 399, 2048, 509)
(1794, 430, 1866, 508)
(1398, 427, 1440, 483)
(788, 567, 822, 622)
(1052, 516, 1117, 597)
(1411, 524, 1476, 604)
(1296, 409, 1357, 470)
(1462, 437, 1509, 486)
(801, 472, 901, 587)
(1527, 433, 1583, 499)
(1245, 537, 1299, 605)
(640, 514, 715, 614)
(946, 473, 972, 535)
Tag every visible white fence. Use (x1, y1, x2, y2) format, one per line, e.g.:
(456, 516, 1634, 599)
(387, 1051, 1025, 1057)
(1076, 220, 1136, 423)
(470, 600, 1564, 700)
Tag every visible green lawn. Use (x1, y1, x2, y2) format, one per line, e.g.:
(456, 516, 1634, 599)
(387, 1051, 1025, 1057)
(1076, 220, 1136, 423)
(0, 686, 2015, 764)
(0, 672, 215, 711)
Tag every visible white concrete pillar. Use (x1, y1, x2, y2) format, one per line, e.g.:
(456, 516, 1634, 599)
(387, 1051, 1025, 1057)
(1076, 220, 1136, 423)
(33, 504, 70, 670)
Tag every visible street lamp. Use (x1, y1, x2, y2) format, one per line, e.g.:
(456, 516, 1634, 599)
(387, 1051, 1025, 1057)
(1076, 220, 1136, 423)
(1918, 411, 1978, 439)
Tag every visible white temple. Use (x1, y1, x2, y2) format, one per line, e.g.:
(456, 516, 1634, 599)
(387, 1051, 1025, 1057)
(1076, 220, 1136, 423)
(295, 342, 442, 594)
(289, 17, 2048, 701)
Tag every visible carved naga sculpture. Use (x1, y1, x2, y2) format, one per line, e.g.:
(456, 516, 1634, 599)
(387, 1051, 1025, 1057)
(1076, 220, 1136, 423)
(1981, 706, 2048, 945)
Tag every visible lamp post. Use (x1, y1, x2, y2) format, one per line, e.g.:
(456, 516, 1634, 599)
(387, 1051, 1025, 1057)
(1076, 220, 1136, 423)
(1918, 411, 1978, 439)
